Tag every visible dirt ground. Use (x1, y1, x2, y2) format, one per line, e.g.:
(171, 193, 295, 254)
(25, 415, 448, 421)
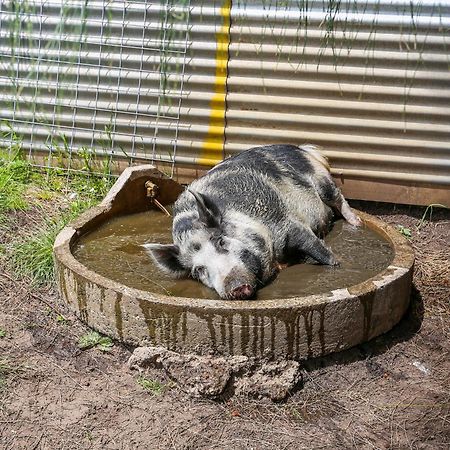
(0, 201, 449, 450)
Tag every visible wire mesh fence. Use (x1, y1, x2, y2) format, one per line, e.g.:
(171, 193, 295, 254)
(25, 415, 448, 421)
(0, 0, 192, 178)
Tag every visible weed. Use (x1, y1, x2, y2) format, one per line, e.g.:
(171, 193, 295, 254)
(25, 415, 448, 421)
(56, 314, 69, 325)
(417, 204, 449, 230)
(5, 196, 100, 285)
(45, 308, 69, 325)
(32, 190, 55, 201)
(290, 407, 305, 422)
(397, 225, 412, 239)
(0, 329, 5, 338)
(84, 430, 94, 442)
(78, 331, 113, 352)
(137, 376, 167, 396)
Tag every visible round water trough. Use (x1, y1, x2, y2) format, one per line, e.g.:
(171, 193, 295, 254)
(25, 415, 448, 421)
(54, 165, 414, 360)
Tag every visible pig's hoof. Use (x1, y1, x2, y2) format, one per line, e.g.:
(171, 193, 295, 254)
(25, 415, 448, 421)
(276, 262, 289, 271)
(323, 255, 340, 267)
(347, 215, 363, 227)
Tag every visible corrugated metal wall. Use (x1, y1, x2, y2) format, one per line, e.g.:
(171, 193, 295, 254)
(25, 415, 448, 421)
(225, 0, 450, 204)
(0, 1, 449, 204)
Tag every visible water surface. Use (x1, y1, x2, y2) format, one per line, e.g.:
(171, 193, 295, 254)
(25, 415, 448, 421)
(74, 210, 394, 300)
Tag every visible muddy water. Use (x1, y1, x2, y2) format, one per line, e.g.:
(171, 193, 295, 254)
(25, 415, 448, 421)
(73, 210, 394, 300)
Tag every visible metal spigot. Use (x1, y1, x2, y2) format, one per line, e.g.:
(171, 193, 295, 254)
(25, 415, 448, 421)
(145, 180, 171, 217)
(145, 180, 159, 199)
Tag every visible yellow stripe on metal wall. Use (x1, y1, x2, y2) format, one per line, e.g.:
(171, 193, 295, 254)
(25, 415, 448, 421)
(197, 0, 231, 166)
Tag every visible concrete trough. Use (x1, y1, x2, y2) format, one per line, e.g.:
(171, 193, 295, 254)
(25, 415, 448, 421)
(54, 165, 414, 360)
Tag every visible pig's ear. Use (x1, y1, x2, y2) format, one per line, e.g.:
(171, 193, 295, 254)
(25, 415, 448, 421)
(142, 243, 188, 278)
(188, 190, 222, 229)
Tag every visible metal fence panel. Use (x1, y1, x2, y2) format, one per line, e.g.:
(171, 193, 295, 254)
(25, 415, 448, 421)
(0, 0, 228, 176)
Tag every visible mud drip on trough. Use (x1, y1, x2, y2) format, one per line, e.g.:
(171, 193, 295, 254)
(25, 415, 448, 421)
(126, 300, 334, 359)
(128, 346, 302, 401)
(302, 306, 326, 358)
(74, 274, 88, 322)
(114, 293, 123, 340)
(359, 290, 376, 341)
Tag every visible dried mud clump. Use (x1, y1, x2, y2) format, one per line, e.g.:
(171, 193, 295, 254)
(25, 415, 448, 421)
(128, 346, 302, 401)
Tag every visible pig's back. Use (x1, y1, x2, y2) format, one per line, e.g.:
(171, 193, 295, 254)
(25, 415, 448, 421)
(175, 144, 331, 233)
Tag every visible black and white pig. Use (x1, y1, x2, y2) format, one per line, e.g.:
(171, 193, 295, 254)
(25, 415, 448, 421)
(143, 144, 361, 300)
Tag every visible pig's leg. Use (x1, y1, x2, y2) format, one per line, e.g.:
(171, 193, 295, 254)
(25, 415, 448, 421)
(318, 178, 362, 227)
(287, 223, 339, 266)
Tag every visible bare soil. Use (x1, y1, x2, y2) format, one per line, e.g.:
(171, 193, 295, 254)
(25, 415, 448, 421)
(0, 201, 449, 450)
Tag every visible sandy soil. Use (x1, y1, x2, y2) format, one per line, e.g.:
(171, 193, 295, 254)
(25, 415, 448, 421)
(0, 201, 449, 450)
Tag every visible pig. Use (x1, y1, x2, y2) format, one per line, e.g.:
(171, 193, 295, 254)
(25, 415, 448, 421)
(143, 144, 361, 300)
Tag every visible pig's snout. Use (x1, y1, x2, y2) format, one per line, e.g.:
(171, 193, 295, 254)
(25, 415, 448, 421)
(223, 269, 257, 300)
(229, 284, 255, 300)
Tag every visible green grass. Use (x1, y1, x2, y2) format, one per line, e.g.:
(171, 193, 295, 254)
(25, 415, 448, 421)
(0, 329, 6, 338)
(0, 150, 114, 285)
(9, 216, 67, 285)
(0, 152, 32, 220)
(8, 200, 97, 285)
(397, 225, 412, 239)
(137, 376, 167, 396)
(78, 331, 113, 352)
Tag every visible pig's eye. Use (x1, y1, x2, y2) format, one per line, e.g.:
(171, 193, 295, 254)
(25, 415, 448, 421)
(217, 237, 226, 248)
(193, 266, 206, 279)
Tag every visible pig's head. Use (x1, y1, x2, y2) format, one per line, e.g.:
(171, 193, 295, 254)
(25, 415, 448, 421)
(143, 191, 269, 300)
